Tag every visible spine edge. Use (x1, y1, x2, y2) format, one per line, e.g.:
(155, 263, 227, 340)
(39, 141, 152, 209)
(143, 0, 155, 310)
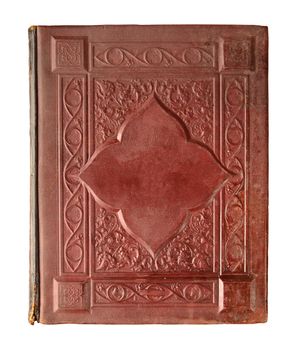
(28, 26, 40, 325)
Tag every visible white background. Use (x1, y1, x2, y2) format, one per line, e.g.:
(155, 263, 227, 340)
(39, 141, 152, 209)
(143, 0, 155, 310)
(0, 0, 293, 349)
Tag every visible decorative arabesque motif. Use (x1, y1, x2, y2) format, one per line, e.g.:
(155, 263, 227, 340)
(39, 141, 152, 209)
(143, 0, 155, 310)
(94, 208, 152, 272)
(223, 77, 246, 272)
(155, 80, 214, 148)
(94, 281, 214, 304)
(93, 78, 215, 273)
(156, 207, 213, 272)
(94, 207, 213, 272)
(94, 80, 153, 145)
(94, 79, 214, 148)
(62, 78, 85, 272)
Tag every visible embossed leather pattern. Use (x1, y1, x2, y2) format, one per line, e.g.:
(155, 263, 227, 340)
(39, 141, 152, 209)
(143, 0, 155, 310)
(33, 25, 268, 324)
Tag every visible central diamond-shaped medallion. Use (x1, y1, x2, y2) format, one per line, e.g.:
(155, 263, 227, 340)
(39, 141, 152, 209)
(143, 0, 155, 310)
(80, 97, 229, 256)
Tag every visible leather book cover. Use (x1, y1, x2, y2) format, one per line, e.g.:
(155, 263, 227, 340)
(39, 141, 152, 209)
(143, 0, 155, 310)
(29, 25, 268, 324)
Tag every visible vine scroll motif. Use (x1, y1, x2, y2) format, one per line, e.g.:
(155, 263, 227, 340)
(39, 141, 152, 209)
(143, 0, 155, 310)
(93, 43, 215, 68)
(61, 77, 85, 273)
(94, 281, 214, 304)
(93, 79, 215, 273)
(223, 76, 247, 272)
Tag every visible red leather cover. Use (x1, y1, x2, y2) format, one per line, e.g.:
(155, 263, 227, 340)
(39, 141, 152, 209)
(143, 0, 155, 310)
(29, 25, 268, 324)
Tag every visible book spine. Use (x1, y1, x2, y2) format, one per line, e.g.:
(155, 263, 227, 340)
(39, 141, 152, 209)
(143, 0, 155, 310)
(28, 26, 39, 325)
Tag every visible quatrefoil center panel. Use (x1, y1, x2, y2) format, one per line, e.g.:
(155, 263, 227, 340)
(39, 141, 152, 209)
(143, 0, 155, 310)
(80, 96, 229, 255)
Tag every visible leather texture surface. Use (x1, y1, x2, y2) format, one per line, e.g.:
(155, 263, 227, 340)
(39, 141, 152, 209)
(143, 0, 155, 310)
(34, 25, 268, 324)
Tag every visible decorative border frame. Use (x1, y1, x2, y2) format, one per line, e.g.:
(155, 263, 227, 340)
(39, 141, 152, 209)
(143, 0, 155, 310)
(54, 35, 255, 317)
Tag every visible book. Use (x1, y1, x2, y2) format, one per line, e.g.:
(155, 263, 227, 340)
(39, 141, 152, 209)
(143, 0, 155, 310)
(29, 25, 268, 324)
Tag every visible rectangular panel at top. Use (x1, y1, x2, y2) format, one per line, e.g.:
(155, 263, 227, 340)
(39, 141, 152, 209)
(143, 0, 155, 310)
(90, 42, 218, 71)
